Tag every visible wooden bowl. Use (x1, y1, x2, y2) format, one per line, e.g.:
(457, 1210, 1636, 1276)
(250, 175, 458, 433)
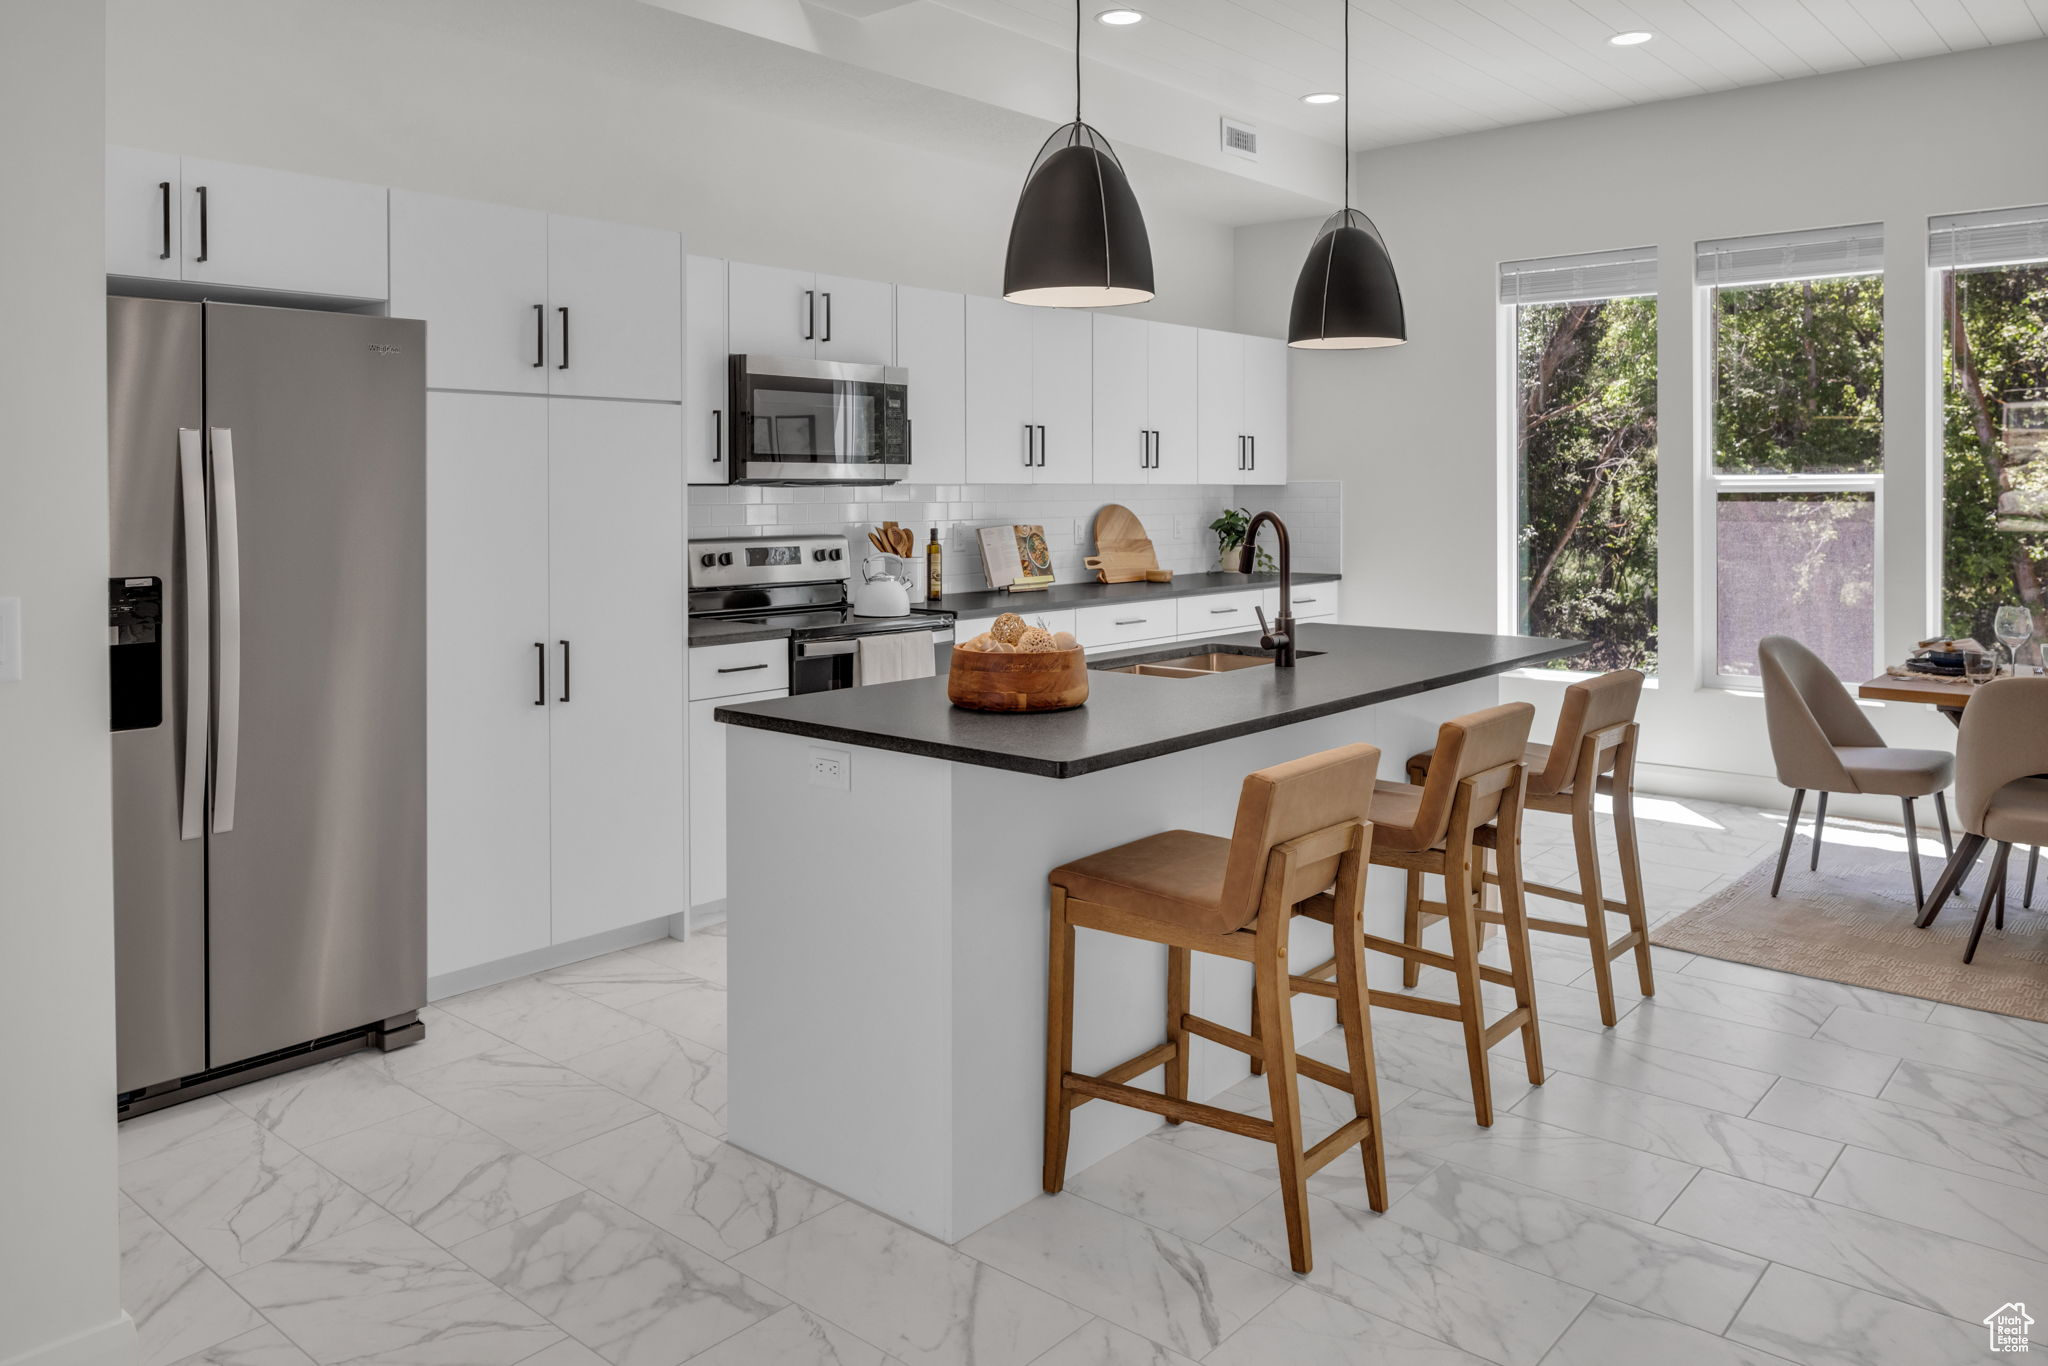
(947, 645, 1089, 712)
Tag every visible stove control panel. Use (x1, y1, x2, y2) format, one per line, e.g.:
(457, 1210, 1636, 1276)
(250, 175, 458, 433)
(689, 535, 851, 591)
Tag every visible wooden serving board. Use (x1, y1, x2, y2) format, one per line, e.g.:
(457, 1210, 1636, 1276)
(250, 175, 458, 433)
(1087, 504, 1174, 584)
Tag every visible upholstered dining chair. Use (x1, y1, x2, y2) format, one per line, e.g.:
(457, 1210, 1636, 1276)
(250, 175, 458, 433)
(1915, 676, 2048, 961)
(1759, 636, 1955, 905)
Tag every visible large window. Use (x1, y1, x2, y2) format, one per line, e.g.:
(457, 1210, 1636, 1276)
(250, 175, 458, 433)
(1701, 225, 1885, 682)
(1934, 206, 2048, 647)
(1503, 248, 1659, 672)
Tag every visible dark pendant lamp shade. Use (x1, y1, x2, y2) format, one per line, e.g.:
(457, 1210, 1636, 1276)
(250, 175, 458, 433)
(1288, 207, 1406, 349)
(1004, 121, 1155, 307)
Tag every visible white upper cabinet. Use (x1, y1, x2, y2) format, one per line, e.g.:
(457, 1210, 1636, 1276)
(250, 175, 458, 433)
(175, 156, 388, 300)
(390, 197, 681, 402)
(684, 255, 730, 485)
(728, 262, 894, 364)
(1093, 316, 1196, 484)
(1148, 323, 1199, 484)
(106, 146, 181, 282)
(546, 213, 683, 402)
(391, 191, 550, 394)
(1242, 334, 1289, 484)
(895, 286, 966, 486)
(1195, 328, 1289, 484)
(966, 299, 1092, 484)
(815, 273, 896, 364)
(965, 295, 1037, 483)
(1030, 308, 1093, 483)
(1196, 329, 1247, 483)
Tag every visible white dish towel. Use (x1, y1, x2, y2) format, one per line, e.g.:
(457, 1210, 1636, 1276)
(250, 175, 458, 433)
(855, 630, 937, 686)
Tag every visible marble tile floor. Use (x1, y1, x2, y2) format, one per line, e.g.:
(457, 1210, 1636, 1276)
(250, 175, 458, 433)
(117, 797, 2048, 1366)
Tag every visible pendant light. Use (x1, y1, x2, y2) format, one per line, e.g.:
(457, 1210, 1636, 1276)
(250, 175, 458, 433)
(1002, 0, 1154, 307)
(1288, 0, 1405, 348)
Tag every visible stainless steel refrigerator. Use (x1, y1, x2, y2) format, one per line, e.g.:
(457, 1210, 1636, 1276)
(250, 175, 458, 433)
(108, 297, 427, 1108)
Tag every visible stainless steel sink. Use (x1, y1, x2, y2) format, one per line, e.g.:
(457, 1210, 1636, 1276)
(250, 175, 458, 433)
(1094, 644, 1323, 677)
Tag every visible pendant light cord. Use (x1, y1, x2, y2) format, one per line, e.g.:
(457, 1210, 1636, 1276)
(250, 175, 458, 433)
(1075, 0, 1083, 126)
(1342, 0, 1351, 211)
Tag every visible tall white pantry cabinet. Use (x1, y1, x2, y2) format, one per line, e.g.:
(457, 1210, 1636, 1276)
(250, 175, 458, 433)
(392, 191, 687, 983)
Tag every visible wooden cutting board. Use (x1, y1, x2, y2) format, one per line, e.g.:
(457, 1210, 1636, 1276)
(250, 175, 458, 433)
(1085, 504, 1173, 584)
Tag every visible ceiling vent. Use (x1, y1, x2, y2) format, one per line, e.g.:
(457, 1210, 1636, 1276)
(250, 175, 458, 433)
(1220, 116, 1259, 160)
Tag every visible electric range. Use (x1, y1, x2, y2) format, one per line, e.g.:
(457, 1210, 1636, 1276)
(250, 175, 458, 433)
(688, 534, 953, 693)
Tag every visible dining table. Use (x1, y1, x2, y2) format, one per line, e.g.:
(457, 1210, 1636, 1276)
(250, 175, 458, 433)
(1857, 671, 1979, 723)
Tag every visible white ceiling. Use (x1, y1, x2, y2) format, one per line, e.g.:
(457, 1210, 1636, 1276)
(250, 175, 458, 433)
(936, 0, 2048, 149)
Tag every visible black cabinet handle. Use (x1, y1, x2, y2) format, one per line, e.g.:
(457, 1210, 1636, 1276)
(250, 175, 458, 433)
(559, 640, 571, 702)
(532, 304, 545, 368)
(1238, 435, 1246, 471)
(717, 663, 769, 674)
(1023, 424, 1033, 468)
(821, 291, 832, 343)
(1114, 618, 1146, 626)
(1248, 434, 1255, 470)
(557, 307, 569, 370)
(712, 409, 723, 464)
(1138, 430, 1147, 470)
(158, 181, 171, 260)
(803, 289, 815, 341)
(195, 185, 208, 263)
(1036, 425, 1047, 467)
(534, 642, 546, 706)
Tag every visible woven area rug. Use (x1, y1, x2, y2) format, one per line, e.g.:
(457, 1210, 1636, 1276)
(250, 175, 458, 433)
(1654, 840, 2048, 1022)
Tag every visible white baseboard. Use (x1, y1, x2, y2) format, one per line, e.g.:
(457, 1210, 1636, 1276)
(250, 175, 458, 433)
(0, 1314, 138, 1366)
(428, 917, 675, 1000)
(688, 899, 728, 932)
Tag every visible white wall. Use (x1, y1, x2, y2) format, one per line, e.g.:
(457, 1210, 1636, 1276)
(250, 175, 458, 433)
(0, 4, 133, 1365)
(1239, 39, 2048, 810)
(105, 0, 1242, 333)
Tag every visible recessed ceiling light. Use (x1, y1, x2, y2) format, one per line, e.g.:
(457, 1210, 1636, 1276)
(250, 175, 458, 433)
(1301, 91, 1342, 104)
(1608, 30, 1653, 46)
(1096, 8, 1144, 24)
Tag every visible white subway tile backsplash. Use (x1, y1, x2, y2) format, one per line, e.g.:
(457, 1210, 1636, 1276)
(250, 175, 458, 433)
(687, 480, 1341, 594)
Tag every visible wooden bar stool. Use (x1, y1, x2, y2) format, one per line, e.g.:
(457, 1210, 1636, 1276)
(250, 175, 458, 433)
(1408, 670, 1653, 1027)
(1332, 702, 1543, 1127)
(1045, 743, 1387, 1275)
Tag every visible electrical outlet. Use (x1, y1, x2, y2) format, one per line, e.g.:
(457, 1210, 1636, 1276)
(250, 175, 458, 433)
(808, 746, 851, 791)
(1173, 515, 1191, 542)
(1072, 517, 1089, 547)
(952, 524, 978, 551)
(0, 597, 19, 683)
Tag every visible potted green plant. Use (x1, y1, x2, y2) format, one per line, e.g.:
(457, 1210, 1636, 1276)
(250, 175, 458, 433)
(1210, 507, 1276, 574)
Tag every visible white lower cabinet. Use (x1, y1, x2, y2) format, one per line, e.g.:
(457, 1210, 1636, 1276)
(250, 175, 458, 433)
(427, 391, 686, 978)
(1177, 590, 1263, 639)
(688, 686, 785, 911)
(1267, 582, 1340, 621)
(1074, 599, 1177, 650)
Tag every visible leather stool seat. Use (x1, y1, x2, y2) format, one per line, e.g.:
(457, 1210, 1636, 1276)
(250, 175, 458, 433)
(1050, 830, 1233, 934)
(1364, 781, 1430, 851)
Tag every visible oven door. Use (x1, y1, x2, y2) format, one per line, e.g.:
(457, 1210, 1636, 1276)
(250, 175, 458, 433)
(731, 355, 909, 484)
(791, 626, 953, 694)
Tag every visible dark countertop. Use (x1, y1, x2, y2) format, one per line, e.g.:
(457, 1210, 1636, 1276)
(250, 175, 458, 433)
(715, 622, 1582, 779)
(688, 618, 794, 649)
(688, 571, 1340, 647)
(936, 571, 1339, 619)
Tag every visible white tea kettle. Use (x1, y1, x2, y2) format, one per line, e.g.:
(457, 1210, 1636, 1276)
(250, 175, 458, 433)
(852, 553, 913, 617)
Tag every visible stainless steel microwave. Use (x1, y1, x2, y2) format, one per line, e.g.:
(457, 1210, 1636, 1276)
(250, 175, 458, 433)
(726, 355, 909, 484)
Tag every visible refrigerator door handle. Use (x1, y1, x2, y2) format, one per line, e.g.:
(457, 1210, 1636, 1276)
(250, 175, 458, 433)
(209, 426, 243, 835)
(177, 428, 211, 842)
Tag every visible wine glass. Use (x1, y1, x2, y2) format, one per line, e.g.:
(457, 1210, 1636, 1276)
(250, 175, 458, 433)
(1995, 606, 2034, 676)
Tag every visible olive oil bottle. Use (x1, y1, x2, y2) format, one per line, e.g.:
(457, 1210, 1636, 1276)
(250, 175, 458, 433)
(926, 527, 943, 601)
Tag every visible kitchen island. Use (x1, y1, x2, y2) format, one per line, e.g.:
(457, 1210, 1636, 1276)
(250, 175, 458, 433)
(716, 622, 1578, 1242)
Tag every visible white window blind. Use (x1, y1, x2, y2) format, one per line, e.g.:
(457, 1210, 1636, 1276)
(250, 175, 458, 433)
(1930, 205, 2048, 271)
(1498, 246, 1658, 305)
(1696, 223, 1884, 288)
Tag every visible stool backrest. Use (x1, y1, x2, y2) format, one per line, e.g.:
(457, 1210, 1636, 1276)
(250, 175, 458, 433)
(1532, 669, 1643, 798)
(1955, 676, 2048, 836)
(1411, 702, 1537, 848)
(1759, 635, 1882, 792)
(1218, 743, 1380, 932)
